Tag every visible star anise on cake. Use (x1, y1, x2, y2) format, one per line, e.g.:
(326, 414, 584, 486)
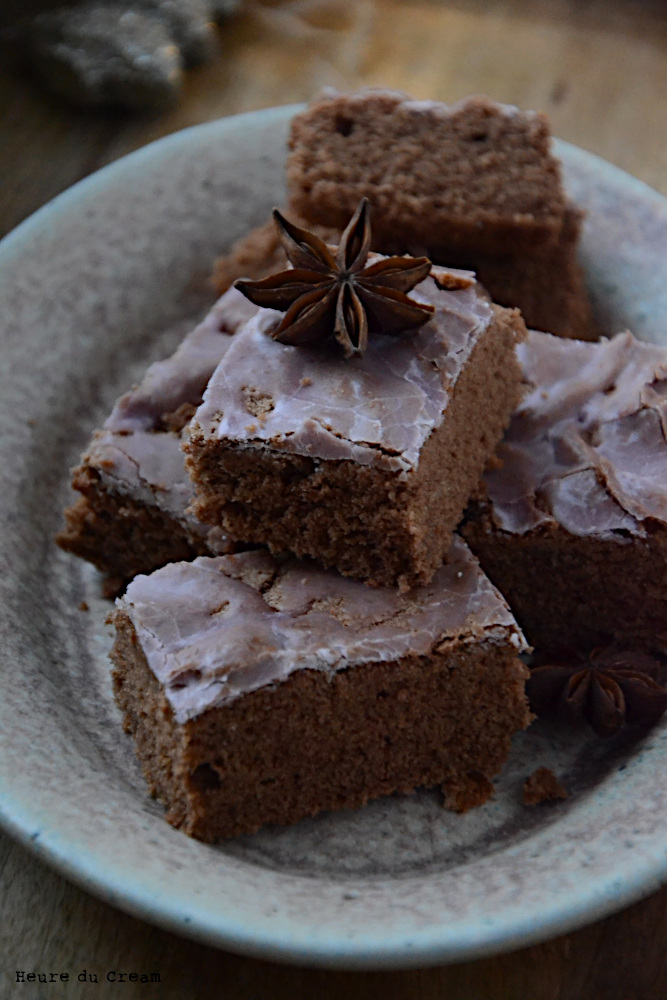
(526, 646, 667, 737)
(234, 198, 435, 358)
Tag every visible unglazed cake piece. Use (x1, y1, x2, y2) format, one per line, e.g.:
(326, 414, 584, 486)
(463, 329, 667, 653)
(185, 264, 527, 590)
(57, 288, 257, 595)
(110, 539, 531, 841)
(214, 90, 596, 340)
(289, 90, 567, 253)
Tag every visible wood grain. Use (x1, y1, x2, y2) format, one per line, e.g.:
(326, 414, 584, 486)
(3, 830, 667, 999)
(1, 0, 666, 239)
(2, 1, 667, 996)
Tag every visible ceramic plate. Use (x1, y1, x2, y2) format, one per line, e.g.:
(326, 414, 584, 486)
(1, 105, 667, 971)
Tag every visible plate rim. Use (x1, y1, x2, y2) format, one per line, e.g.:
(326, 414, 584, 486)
(1, 104, 667, 971)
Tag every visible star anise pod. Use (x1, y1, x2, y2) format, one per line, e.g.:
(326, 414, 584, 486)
(527, 646, 667, 737)
(234, 198, 435, 358)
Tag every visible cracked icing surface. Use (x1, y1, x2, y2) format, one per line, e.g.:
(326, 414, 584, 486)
(106, 287, 258, 433)
(117, 536, 526, 723)
(190, 266, 491, 475)
(82, 287, 256, 543)
(484, 330, 667, 537)
(86, 427, 197, 521)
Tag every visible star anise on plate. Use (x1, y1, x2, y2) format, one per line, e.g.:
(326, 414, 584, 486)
(526, 646, 667, 737)
(234, 198, 435, 358)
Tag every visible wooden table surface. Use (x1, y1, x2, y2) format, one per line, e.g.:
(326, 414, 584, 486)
(2, 1, 667, 997)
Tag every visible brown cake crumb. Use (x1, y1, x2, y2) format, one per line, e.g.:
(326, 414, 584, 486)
(443, 772, 495, 813)
(160, 401, 198, 433)
(523, 766, 568, 806)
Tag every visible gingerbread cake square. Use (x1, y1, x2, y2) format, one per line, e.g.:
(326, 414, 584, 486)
(185, 265, 526, 590)
(214, 90, 595, 340)
(110, 538, 530, 841)
(463, 329, 667, 653)
(57, 288, 257, 594)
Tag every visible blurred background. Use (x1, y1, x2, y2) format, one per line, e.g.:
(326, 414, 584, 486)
(1, 0, 666, 239)
(2, 3, 667, 998)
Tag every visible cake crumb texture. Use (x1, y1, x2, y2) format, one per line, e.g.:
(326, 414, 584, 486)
(186, 295, 526, 590)
(288, 91, 566, 252)
(214, 90, 596, 340)
(442, 771, 495, 813)
(523, 766, 568, 806)
(463, 330, 667, 652)
(57, 478, 211, 598)
(112, 611, 530, 841)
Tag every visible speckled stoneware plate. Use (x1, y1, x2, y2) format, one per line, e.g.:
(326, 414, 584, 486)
(1, 105, 667, 971)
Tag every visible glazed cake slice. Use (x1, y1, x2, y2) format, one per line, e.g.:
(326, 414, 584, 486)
(57, 288, 257, 595)
(110, 538, 531, 841)
(463, 329, 667, 653)
(214, 90, 595, 340)
(185, 265, 527, 590)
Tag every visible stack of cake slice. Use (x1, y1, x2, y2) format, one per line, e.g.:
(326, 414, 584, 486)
(61, 90, 666, 843)
(61, 89, 597, 595)
(214, 89, 596, 341)
(107, 251, 533, 840)
(184, 264, 525, 590)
